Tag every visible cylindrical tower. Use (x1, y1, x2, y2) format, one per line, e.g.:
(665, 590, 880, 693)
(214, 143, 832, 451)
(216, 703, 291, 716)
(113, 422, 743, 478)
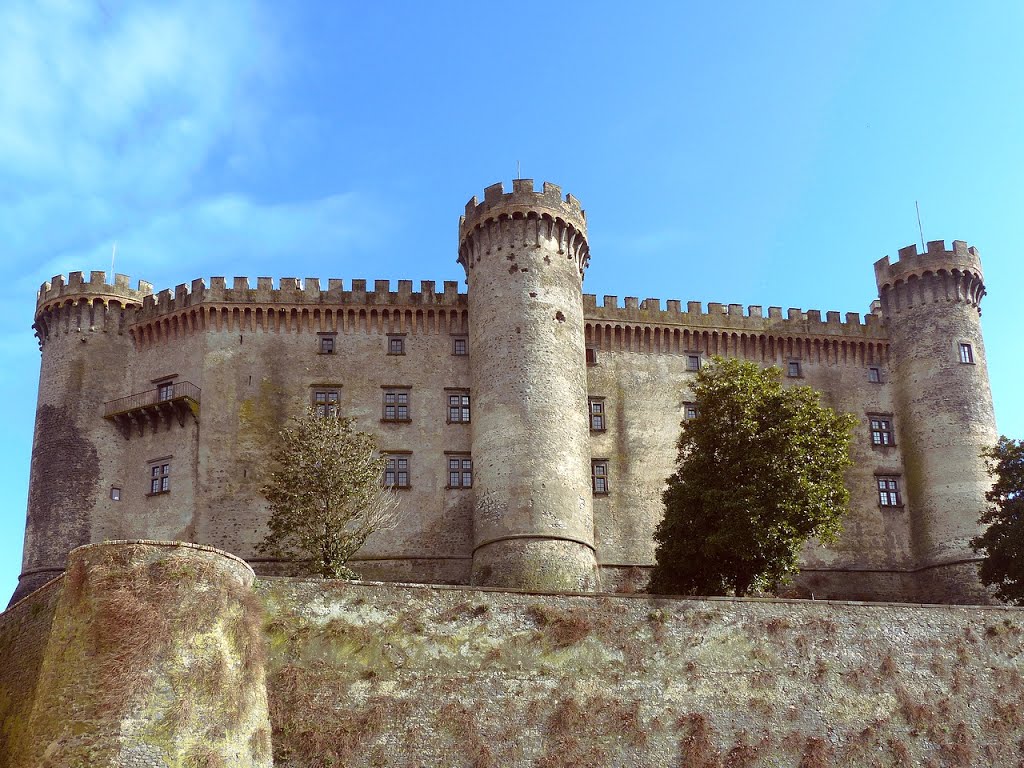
(874, 240, 997, 603)
(458, 180, 599, 591)
(11, 271, 151, 606)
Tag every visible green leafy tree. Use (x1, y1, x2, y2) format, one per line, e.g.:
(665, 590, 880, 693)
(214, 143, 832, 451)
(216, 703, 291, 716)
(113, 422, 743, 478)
(970, 437, 1024, 604)
(649, 357, 857, 597)
(258, 408, 400, 579)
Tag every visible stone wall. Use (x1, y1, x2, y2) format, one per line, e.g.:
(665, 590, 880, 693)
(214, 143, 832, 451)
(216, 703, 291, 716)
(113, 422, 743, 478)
(1, 541, 271, 768)
(16, 267, 935, 603)
(0, 578, 61, 765)
(260, 577, 1024, 767)
(5, 542, 1024, 767)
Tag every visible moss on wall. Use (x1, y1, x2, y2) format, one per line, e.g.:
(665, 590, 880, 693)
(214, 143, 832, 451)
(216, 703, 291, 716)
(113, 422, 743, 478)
(5, 542, 1024, 767)
(4, 542, 271, 768)
(258, 578, 1024, 767)
(0, 579, 62, 768)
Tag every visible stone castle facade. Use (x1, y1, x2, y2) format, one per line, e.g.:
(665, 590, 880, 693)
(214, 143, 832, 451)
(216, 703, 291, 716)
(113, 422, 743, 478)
(11, 180, 998, 606)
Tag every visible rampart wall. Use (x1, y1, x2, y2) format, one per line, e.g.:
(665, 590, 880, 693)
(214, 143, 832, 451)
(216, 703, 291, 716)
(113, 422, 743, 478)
(17, 235, 995, 605)
(19, 264, 921, 603)
(1, 541, 270, 768)
(3, 542, 1023, 767)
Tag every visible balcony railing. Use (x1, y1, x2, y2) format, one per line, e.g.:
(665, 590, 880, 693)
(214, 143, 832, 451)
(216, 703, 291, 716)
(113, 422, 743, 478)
(104, 381, 201, 417)
(104, 382, 200, 437)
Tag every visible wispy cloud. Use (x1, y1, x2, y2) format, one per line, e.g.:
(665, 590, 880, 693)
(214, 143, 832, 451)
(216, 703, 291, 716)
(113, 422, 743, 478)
(35, 192, 392, 288)
(0, 0, 388, 294)
(0, 0, 273, 195)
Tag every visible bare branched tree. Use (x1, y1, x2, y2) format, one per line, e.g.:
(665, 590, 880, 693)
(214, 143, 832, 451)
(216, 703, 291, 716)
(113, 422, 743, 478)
(257, 407, 400, 579)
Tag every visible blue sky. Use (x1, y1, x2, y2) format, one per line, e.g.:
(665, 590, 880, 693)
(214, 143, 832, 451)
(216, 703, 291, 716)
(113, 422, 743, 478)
(2, 1, 1022, 601)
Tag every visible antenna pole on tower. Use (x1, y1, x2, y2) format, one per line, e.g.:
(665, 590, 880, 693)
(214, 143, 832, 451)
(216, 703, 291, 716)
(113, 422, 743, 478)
(915, 202, 925, 252)
(516, 161, 521, 180)
(111, 241, 117, 275)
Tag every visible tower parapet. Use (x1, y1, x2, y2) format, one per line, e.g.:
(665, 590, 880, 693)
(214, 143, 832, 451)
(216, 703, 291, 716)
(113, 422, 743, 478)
(459, 181, 599, 591)
(874, 239, 996, 603)
(459, 180, 590, 279)
(14, 273, 155, 604)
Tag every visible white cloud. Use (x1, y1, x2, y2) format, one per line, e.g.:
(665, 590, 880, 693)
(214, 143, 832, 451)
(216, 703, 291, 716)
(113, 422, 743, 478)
(34, 192, 393, 289)
(0, 0, 274, 196)
(0, 1, 395, 295)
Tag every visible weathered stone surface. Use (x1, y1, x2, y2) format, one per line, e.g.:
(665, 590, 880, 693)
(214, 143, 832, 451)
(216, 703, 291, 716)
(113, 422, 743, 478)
(11, 188, 999, 606)
(5, 542, 1023, 767)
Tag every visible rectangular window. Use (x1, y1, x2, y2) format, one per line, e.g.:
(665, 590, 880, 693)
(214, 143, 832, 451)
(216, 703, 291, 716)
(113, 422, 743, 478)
(959, 342, 974, 364)
(149, 462, 170, 494)
(592, 460, 609, 494)
(384, 455, 411, 488)
(318, 335, 336, 354)
(383, 389, 411, 421)
(447, 455, 473, 488)
(586, 347, 598, 366)
(683, 402, 698, 421)
(313, 389, 340, 417)
(448, 393, 470, 423)
(453, 337, 468, 356)
(868, 367, 881, 383)
(686, 354, 701, 372)
(589, 398, 605, 431)
(877, 476, 901, 507)
(157, 381, 174, 401)
(787, 361, 801, 378)
(870, 417, 894, 446)
(110, 487, 121, 501)
(388, 335, 406, 355)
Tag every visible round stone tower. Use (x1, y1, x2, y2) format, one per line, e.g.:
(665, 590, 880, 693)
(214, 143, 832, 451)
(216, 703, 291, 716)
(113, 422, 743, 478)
(874, 240, 998, 603)
(11, 271, 152, 605)
(458, 180, 599, 591)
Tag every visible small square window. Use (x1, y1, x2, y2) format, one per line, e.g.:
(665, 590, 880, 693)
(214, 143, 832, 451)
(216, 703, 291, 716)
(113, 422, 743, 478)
(683, 402, 698, 421)
(877, 476, 901, 507)
(313, 389, 340, 417)
(148, 462, 170, 495)
(870, 416, 895, 447)
(686, 354, 701, 372)
(447, 455, 472, 488)
(453, 337, 468, 356)
(448, 393, 470, 423)
(383, 389, 411, 422)
(592, 460, 609, 494)
(589, 398, 605, 431)
(959, 342, 974, 364)
(110, 487, 121, 501)
(868, 367, 881, 383)
(586, 347, 598, 366)
(388, 336, 406, 355)
(157, 381, 174, 401)
(384, 455, 411, 488)
(787, 361, 801, 378)
(319, 335, 336, 354)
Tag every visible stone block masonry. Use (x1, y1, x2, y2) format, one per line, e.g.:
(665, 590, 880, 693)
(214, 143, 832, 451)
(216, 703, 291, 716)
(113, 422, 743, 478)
(4, 541, 1024, 766)
(11, 180, 1000, 605)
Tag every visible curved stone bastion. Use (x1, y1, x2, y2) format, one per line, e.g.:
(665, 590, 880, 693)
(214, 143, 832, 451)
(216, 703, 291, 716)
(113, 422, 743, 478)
(0, 540, 271, 768)
(3, 540, 1024, 766)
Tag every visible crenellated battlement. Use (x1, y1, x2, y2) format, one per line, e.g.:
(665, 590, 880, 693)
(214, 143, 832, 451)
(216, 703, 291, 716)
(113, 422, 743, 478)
(37, 274, 466, 319)
(457, 180, 591, 278)
(873, 239, 983, 290)
(874, 240, 985, 315)
(131, 276, 466, 321)
(459, 179, 586, 240)
(582, 294, 885, 338)
(36, 271, 154, 314)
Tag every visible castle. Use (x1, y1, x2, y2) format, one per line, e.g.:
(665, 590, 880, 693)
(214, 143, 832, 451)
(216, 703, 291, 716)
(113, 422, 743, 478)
(11, 180, 998, 607)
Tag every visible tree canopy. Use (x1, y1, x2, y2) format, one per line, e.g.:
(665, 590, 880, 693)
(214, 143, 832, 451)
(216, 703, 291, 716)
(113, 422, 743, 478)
(257, 408, 400, 579)
(971, 437, 1024, 604)
(649, 357, 857, 597)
